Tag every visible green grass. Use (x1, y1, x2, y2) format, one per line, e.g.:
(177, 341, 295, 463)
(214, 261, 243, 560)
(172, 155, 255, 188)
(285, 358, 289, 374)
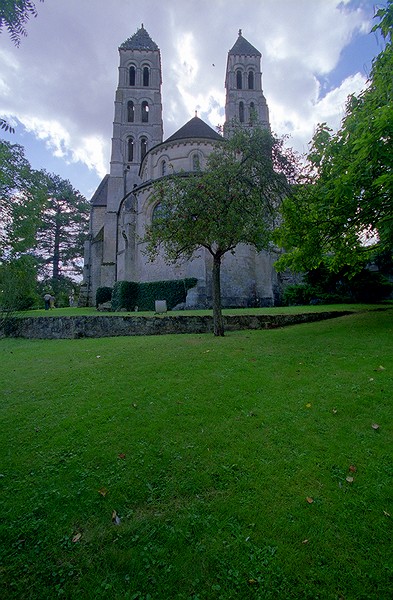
(19, 301, 392, 318)
(0, 309, 392, 599)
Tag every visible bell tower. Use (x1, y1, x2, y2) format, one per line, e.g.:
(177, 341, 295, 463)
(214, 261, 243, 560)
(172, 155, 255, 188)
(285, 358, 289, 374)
(109, 24, 163, 197)
(101, 25, 163, 288)
(224, 30, 269, 135)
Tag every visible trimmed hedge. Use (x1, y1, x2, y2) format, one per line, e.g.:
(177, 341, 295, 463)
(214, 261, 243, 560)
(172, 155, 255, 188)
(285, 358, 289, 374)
(96, 286, 113, 308)
(111, 278, 198, 311)
(112, 281, 138, 311)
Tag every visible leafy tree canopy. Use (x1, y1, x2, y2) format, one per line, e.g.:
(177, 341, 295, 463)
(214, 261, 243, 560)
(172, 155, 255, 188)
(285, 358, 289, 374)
(143, 125, 296, 335)
(275, 1, 393, 276)
(0, 140, 89, 290)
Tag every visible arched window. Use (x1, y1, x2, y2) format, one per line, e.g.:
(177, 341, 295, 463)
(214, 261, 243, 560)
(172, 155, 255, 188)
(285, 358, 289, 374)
(143, 66, 150, 86)
(161, 160, 167, 177)
(152, 202, 166, 223)
(129, 66, 136, 86)
(141, 101, 149, 123)
(249, 102, 256, 124)
(192, 153, 201, 171)
(141, 137, 147, 160)
(248, 71, 254, 90)
(127, 101, 134, 123)
(239, 101, 245, 123)
(127, 137, 134, 162)
(236, 69, 242, 90)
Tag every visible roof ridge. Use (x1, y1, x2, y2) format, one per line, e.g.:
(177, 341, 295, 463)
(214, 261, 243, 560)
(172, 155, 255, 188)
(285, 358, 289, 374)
(165, 116, 222, 143)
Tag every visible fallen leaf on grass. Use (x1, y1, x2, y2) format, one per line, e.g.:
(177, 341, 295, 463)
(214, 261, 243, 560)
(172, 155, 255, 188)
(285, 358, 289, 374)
(118, 453, 126, 460)
(383, 510, 390, 517)
(98, 487, 108, 497)
(302, 539, 309, 544)
(72, 533, 82, 543)
(349, 465, 357, 473)
(306, 497, 314, 504)
(132, 403, 138, 409)
(346, 476, 354, 483)
(374, 365, 385, 372)
(332, 408, 338, 414)
(371, 423, 380, 430)
(305, 403, 312, 408)
(112, 510, 121, 525)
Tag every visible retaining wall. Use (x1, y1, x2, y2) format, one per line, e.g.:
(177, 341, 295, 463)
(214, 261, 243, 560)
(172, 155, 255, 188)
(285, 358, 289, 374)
(1, 311, 351, 339)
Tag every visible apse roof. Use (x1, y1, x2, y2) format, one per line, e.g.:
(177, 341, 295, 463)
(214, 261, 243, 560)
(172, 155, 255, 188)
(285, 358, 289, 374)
(120, 25, 158, 51)
(165, 116, 222, 143)
(229, 30, 261, 57)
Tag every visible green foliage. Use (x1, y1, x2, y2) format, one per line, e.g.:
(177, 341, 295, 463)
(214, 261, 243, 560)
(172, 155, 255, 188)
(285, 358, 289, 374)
(276, 3, 393, 276)
(0, 140, 89, 305)
(0, 140, 44, 258)
(283, 284, 316, 306)
(111, 278, 198, 311)
(0, 254, 39, 311)
(0, 118, 15, 134)
(96, 286, 113, 308)
(34, 171, 90, 281)
(38, 276, 79, 308)
(283, 266, 393, 305)
(111, 281, 139, 311)
(144, 124, 296, 335)
(0, 0, 43, 46)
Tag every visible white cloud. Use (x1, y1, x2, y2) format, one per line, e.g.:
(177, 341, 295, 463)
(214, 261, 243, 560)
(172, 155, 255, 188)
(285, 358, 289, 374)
(0, 0, 382, 196)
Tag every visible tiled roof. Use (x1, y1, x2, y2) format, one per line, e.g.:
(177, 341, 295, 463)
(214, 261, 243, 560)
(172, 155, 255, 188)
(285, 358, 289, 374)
(120, 25, 159, 51)
(165, 116, 222, 143)
(229, 31, 261, 57)
(91, 174, 109, 206)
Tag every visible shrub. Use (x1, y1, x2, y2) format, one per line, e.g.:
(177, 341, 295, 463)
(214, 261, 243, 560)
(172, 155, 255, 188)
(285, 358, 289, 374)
(136, 278, 198, 311)
(283, 268, 393, 306)
(111, 278, 198, 311)
(346, 271, 393, 302)
(111, 281, 138, 311)
(283, 284, 314, 306)
(96, 286, 113, 308)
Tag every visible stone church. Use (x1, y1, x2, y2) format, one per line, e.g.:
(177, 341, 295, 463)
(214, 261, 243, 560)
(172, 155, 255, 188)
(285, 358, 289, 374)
(82, 25, 286, 308)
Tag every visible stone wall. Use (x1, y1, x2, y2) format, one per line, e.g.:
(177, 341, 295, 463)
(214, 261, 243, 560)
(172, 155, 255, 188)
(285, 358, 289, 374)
(1, 311, 351, 339)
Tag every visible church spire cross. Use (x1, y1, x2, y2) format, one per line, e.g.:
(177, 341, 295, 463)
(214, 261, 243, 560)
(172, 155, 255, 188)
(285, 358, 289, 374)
(238, 28, 242, 36)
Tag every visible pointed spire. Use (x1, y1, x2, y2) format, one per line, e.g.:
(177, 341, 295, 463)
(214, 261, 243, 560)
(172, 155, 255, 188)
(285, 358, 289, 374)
(120, 25, 158, 51)
(229, 31, 261, 57)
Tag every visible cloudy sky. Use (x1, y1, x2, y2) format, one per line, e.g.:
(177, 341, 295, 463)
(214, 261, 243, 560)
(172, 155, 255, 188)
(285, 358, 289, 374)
(0, 0, 387, 199)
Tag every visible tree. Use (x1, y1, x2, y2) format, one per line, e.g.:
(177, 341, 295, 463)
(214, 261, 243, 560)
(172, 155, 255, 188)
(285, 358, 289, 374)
(0, 0, 43, 47)
(0, 140, 44, 259)
(0, 140, 89, 307)
(32, 171, 90, 286)
(275, 1, 393, 276)
(143, 126, 294, 336)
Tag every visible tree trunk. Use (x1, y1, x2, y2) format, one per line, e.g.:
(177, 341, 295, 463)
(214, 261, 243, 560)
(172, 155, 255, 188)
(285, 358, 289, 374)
(212, 253, 224, 336)
(52, 210, 61, 281)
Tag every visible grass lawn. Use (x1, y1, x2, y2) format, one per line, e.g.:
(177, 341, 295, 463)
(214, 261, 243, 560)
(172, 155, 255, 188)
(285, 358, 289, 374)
(20, 302, 390, 318)
(0, 308, 392, 599)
